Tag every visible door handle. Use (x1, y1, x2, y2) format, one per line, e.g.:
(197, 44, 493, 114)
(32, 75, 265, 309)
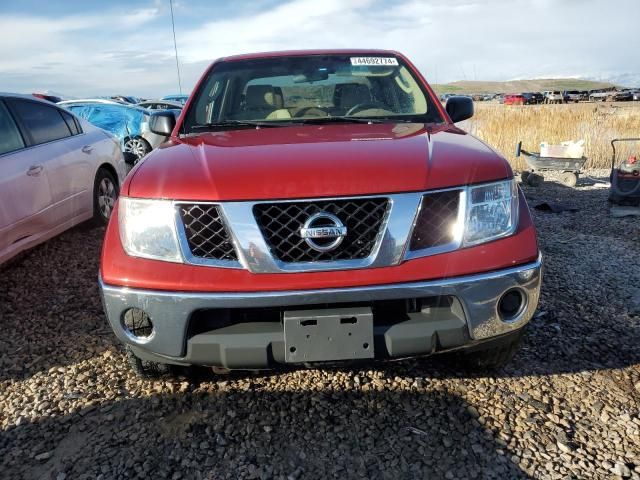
(26, 165, 43, 176)
(81, 145, 93, 154)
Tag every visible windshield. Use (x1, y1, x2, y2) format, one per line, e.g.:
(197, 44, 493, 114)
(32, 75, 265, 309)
(182, 54, 442, 132)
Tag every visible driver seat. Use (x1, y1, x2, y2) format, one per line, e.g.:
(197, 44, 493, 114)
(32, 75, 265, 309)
(239, 85, 291, 120)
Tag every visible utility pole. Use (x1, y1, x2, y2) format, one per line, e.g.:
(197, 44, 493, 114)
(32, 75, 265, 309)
(170, 0, 182, 94)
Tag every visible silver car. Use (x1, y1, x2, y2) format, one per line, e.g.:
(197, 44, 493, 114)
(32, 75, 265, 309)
(0, 93, 126, 265)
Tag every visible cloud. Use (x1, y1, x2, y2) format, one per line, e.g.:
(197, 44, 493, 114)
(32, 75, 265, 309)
(0, 0, 638, 97)
(0, 6, 175, 96)
(174, 0, 640, 87)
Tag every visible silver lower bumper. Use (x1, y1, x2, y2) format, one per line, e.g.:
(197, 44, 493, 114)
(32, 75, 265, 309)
(100, 254, 542, 366)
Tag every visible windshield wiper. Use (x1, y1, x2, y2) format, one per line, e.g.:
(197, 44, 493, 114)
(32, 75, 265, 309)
(190, 120, 286, 131)
(298, 116, 385, 125)
(299, 116, 436, 125)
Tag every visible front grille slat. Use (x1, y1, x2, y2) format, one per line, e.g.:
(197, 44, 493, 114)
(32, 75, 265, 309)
(254, 198, 389, 263)
(409, 190, 461, 251)
(179, 204, 238, 261)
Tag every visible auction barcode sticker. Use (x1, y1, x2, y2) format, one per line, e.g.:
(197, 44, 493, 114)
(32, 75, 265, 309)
(350, 57, 399, 66)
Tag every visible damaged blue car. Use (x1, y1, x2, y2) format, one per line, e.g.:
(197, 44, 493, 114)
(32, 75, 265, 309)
(63, 102, 171, 164)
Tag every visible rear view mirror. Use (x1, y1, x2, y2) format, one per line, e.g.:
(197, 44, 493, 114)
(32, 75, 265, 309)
(293, 69, 330, 83)
(445, 96, 474, 123)
(149, 111, 176, 136)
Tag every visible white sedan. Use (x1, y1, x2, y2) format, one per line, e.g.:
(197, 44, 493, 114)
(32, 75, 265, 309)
(0, 93, 126, 265)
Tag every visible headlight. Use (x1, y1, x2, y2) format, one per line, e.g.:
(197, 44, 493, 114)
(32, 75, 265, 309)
(118, 197, 183, 262)
(463, 179, 518, 246)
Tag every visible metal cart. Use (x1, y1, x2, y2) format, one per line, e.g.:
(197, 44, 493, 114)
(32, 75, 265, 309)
(516, 141, 587, 187)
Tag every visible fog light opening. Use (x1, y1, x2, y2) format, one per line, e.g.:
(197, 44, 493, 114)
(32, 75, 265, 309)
(498, 289, 526, 321)
(123, 308, 154, 339)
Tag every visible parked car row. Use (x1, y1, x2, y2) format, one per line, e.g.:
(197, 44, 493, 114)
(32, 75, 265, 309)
(441, 88, 640, 105)
(589, 88, 638, 102)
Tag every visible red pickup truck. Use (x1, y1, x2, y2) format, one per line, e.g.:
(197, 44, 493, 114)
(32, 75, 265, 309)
(99, 49, 541, 377)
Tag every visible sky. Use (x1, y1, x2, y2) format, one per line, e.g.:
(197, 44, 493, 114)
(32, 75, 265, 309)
(0, 0, 638, 98)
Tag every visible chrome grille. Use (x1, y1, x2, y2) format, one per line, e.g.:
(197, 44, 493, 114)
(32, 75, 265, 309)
(253, 198, 389, 262)
(409, 190, 461, 250)
(179, 204, 238, 261)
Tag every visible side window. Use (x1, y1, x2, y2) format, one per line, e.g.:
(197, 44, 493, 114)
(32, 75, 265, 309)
(0, 101, 25, 155)
(9, 99, 72, 145)
(60, 110, 82, 135)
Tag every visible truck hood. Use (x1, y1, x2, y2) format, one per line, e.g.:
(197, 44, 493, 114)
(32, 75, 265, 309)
(126, 123, 512, 201)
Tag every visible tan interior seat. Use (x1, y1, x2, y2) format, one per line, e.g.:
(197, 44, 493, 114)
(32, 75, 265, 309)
(240, 85, 290, 120)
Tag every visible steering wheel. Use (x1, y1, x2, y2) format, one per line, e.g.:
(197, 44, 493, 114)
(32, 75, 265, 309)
(345, 102, 390, 116)
(294, 107, 328, 118)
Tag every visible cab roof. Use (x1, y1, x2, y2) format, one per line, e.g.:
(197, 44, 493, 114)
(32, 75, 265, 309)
(220, 49, 403, 62)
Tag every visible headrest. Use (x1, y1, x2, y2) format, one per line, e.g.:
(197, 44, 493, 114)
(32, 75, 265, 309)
(245, 85, 281, 109)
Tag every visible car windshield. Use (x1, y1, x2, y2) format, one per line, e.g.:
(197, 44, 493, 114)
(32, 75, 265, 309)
(182, 54, 442, 133)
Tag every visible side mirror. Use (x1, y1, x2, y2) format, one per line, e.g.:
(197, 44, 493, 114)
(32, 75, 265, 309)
(149, 111, 176, 136)
(445, 96, 474, 123)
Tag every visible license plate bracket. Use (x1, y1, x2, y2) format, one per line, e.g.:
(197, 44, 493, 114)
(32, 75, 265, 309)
(283, 307, 374, 363)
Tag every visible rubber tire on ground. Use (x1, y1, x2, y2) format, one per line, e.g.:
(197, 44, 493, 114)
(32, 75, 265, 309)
(126, 346, 173, 379)
(520, 171, 531, 184)
(462, 328, 525, 370)
(527, 173, 544, 187)
(91, 168, 119, 227)
(559, 171, 578, 188)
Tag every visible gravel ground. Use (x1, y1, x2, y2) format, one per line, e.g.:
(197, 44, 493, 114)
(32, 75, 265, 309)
(1, 171, 639, 480)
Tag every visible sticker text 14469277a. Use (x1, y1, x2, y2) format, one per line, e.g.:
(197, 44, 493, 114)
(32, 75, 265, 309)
(350, 57, 399, 67)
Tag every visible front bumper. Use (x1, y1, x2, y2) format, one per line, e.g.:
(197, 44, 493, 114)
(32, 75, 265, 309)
(100, 254, 542, 368)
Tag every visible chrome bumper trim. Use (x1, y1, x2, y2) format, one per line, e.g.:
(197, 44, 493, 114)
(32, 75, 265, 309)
(100, 254, 542, 359)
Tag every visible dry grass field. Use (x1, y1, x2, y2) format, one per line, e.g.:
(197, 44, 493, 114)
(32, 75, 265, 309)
(464, 102, 640, 170)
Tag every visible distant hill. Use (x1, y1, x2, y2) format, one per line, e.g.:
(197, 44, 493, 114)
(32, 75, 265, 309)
(431, 79, 617, 95)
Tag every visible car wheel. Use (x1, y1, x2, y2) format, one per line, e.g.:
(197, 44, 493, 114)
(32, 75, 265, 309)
(92, 168, 119, 226)
(125, 346, 173, 379)
(123, 136, 151, 162)
(462, 328, 524, 369)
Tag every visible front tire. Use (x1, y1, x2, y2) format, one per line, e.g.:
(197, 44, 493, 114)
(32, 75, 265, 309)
(462, 329, 524, 369)
(92, 168, 119, 226)
(126, 346, 173, 379)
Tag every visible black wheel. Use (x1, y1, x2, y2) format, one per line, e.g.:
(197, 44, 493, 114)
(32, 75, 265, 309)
(527, 173, 544, 187)
(92, 168, 119, 226)
(123, 136, 151, 162)
(559, 171, 578, 188)
(126, 346, 173, 379)
(520, 171, 531, 184)
(463, 329, 524, 369)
